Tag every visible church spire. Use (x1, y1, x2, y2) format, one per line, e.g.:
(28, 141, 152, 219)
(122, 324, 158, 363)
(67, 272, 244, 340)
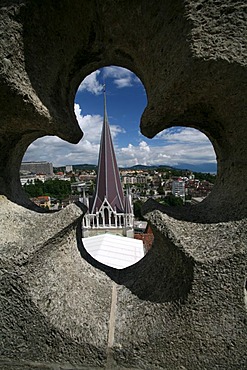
(90, 85, 125, 213)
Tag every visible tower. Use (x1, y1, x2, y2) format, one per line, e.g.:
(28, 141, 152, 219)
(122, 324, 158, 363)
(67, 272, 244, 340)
(82, 87, 134, 238)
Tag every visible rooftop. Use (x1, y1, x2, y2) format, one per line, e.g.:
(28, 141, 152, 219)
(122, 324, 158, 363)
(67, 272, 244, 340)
(82, 233, 144, 269)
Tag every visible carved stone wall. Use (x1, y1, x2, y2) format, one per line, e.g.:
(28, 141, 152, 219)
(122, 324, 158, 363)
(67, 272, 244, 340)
(0, 1, 246, 369)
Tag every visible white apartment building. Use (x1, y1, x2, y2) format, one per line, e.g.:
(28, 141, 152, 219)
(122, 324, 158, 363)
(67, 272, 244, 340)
(172, 179, 185, 198)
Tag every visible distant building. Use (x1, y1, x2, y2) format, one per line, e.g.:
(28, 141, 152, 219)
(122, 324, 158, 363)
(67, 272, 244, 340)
(122, 174, 147, 185)
(20, 161, 53, 176)
(134, 221, 154, 253)
(31, 195, 51, 209)
(79, 173, 96, 181)
(151, 174, 161, 187)
(172, 178, 185, 198)
(36, 173, 47, 182)
(20, 174, 36, 186)
(122, 175, 137, 184)
(136, 175, 147, 184)
(65, 165, 73, 173)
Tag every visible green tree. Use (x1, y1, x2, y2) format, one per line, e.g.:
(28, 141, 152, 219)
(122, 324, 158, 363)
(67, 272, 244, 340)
(24, 178, 71, 201)
(157, 185, 165, 195)
(24, 179, 44, 197)
(157, 194, 183, 207)
(193, 172, 216, 184)
(133, 200, 145, 220)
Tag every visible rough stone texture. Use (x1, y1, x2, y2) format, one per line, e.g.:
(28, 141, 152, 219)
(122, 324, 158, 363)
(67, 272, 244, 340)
(0, 1, 247, 369)
(0, 197, 111, 369)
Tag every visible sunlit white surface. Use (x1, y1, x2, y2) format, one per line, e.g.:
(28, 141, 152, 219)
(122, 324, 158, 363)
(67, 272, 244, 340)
(82, 233, 144, 269)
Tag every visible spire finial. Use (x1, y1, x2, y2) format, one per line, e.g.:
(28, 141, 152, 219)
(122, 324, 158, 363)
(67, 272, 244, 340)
(103, 83, 108, 122)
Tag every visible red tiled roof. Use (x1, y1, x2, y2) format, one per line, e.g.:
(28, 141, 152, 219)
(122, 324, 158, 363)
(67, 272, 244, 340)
(37, 196, 50, 201)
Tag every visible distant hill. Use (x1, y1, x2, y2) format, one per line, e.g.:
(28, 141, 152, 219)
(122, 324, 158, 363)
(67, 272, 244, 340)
(126, 163, 217, 173)
(54, 162, 217, 174)
(54, 164, 97, 172)
(120, 164, 175, 171)
(173, 162, 217, 174)
(73, 164, 97, 170)
(123, 164, 156, 170)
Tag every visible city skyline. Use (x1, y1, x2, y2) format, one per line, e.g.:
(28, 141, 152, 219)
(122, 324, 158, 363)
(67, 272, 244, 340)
(23, 66, 217, 172)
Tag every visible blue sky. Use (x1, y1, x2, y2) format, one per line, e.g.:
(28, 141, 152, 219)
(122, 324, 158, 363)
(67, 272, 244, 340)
(23, 66, 217, 172)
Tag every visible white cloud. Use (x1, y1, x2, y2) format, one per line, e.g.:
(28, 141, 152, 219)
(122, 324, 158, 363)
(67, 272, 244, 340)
(78, 70, 104, 95)
(103, 66, 141, 88)
(114, 127, 216, 168)
(139, 140, 150, 152)
(23, 134, 100, 167)
(118, 141, 153, 166)
(74, 103, 102, 144)
(23, 115, 216, 168)
(77, 66, 141, 94)
(23, 103, 125, 166)
(114, 77, 133, 88)
(74, 103, 125, 142)
(157, 127, 209, 144)
(23, 94, 216, 170)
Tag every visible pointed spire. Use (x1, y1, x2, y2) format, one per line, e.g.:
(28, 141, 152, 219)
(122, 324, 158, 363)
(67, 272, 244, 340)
(103, 83, 107, 120)
(124, 187, 133, 214)
(90, 85, 125, 214)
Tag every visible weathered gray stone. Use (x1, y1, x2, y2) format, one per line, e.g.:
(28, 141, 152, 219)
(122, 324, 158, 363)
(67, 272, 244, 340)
(0, 1, 246, 369)
(0, 197, 111, 368)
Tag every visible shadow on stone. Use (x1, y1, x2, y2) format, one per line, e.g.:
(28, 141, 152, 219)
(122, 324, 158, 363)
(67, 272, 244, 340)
(76, 221, 194, 303)
(0, 273, 106, 367)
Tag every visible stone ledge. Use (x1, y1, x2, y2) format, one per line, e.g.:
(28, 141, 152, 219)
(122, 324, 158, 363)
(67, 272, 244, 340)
(142, 200, 247, 262)
(0, 197, 85, 268)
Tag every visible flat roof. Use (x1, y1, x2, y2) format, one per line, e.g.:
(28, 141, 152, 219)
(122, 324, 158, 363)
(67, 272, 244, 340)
(82, 233, 144, 269)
